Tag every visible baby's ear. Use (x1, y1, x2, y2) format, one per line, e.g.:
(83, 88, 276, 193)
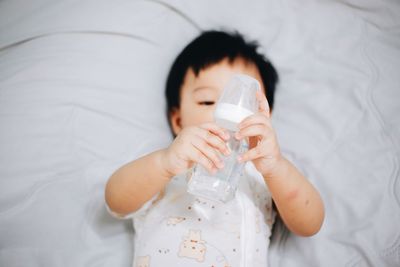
(170, 107, 182, 135)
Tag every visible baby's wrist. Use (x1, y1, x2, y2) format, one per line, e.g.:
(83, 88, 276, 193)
(156, 149, 175, 180)
(261, 154, 287, 179)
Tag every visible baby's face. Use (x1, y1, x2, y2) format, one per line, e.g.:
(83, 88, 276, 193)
(170, 57, 264, 135)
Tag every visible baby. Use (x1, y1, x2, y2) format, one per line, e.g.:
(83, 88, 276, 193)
(105, 31, 324, 267)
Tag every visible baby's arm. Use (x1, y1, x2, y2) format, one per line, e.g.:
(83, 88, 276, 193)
(236, 91, 324, 236)
(105, 150, 173, 216)
(105, 123, 230, 216)
(261, 157, 324, 237)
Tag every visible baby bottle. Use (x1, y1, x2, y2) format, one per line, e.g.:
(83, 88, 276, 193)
(187, 74, 261, 203)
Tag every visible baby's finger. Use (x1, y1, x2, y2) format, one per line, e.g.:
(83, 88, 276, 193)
(191, 137, 224, 169)
(256, 90, 270, 117)
(236, 124, 268, 140)
(238, 147, 264, 163)
(200, 123, 230, 141)
(239, 113, 269, 130)
(196, 128, 230, 156)
(188, 148, 217, 174)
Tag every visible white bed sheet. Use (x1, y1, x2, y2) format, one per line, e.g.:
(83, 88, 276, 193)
(0, 0, 399, 266)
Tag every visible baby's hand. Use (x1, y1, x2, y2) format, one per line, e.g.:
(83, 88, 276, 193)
(235, 90, 282, 177)
(163, 123, 231, 177)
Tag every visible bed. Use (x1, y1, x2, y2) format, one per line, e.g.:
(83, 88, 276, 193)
(0, 0, 399, 266)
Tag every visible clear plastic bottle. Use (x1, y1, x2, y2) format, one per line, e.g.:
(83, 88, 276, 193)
(187, 74, 262, 203)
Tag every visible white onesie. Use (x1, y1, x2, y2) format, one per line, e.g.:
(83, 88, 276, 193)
(109, 162, 275, 267)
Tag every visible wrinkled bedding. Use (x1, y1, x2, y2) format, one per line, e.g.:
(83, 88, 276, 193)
(0, 0, 399, 266)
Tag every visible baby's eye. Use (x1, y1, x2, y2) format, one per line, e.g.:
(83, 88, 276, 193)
(198, 101, 215, 106)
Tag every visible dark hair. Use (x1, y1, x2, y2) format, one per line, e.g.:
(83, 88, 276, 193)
(165, 30, 278, 117)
